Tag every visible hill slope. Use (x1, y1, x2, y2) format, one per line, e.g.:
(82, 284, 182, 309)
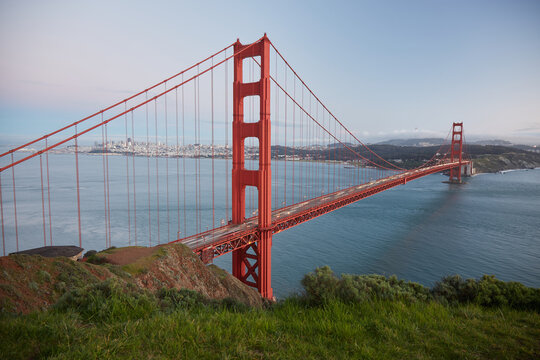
(0, 243, 263, 314)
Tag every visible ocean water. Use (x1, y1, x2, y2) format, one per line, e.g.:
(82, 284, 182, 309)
(1, 151, 539, 298)
(218, 168, 540, 298)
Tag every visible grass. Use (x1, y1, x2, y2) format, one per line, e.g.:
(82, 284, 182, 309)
(1, 298, 539, 359)
(1, 268, 539, 359)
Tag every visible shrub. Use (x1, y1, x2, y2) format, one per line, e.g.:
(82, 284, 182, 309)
(158, 288, 208, 311)
(301, 266, 340, 304)
(433, 274, 540, 311)
(37, 270, 51, 283)
(54, 278, 157, 323)
(85, 254, 107, 265)
(432, 275, 479, 304)
(83, 250, 97, 258)
(301, 266, 431, 305)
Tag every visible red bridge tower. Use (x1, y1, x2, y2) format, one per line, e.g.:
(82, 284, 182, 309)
(231, 35, 273, 299)
(449, 122, 464, 183)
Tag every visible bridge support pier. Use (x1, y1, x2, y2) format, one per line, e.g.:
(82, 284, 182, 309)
(231, 35, 273, 299)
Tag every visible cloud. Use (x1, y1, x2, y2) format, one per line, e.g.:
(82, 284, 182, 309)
(513, 126, 540, 133)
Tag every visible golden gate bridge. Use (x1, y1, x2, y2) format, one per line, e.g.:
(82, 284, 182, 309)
(0, 35, 471, 299)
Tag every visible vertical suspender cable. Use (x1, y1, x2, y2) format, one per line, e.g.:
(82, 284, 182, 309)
(124, 103, 131, 245)
(146, 92, 152, 246)
(105, 122, 112, 246)
(251, 61, 255, 215)
(197, 71, 202, 232)
(182, 75, 186, 235)
(333, 120, 336, 191)
(225, 52, 229, 221)
(194, 70, 199, 234)
(248, 61, 253, 216)
(274, 52, 279, 208)
(165, 83, 170, 243)
(0, 175, 4, 255)
(292, 76, 295, 204)
(155, 99, 160, 244)
(314, 103, 318, 194)
(284, 64, 287, 206)
(327, 111, 330, 194)
(11, 154, 18, 251)
(74, 124, 82, 248)
(101, 118, 109, 248)
(308, 95, 311, 199)
(175, 88, 180, 238)
(39, 154, 46, 246)
(211, 58, 215, 231)
(131, 111, 137, 245)
(45, 138, 53, 245)
(300, 86, 303, 202)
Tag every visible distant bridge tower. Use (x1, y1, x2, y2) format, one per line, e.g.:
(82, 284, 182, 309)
(449, 122, 464, 183)
(231, 35, 273, 299)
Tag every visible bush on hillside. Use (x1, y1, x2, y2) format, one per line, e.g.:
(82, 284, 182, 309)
(54, 278, 157, 322)
(301, 266, 430, 305)
(157, 288, 250, 312)
(433, 274, 540, 311)
(158, 288, 208, 311)
(302, 267, 540, 311)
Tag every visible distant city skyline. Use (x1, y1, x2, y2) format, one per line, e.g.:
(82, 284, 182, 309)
(1, 0, 539, 145)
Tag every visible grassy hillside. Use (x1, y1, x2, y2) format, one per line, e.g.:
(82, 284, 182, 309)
(1, 266, 539, 359)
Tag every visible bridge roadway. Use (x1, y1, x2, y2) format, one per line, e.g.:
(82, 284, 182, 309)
(172, 161, 465, 262)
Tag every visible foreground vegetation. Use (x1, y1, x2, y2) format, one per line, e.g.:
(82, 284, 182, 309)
(1, 267, 539, 359)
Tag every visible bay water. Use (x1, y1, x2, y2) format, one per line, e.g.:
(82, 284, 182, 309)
(1, 152, 538, 298)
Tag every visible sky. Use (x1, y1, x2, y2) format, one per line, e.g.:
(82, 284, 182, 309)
(1, 0, 539, 145)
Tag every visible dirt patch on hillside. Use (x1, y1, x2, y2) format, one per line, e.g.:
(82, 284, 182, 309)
(100, 246, 157, 265)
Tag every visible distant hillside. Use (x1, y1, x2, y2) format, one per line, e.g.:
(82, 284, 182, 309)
(272, 144, 540, 172)
(376, 138, 444, 147)
(470, 139, 513, 146)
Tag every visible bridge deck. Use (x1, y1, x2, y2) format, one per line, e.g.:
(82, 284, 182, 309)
(173, 161, 464, 260)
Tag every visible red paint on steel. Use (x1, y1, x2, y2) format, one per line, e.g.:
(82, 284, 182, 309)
(450, 122, 464, 183)
(45, 138, 53, 245)
(40, 155, 46, 246)
(125, 103, 131, 246)
(102, 121, 109, 248)
(155, 100, 160, 244)
(165, 84, 171, 243)
(11, 154, 18, 251)
(0, 176, 5, 255)
(131, 111, 137, 245)
(74, 126, 82, 248)
(231, 35, 273, 299)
